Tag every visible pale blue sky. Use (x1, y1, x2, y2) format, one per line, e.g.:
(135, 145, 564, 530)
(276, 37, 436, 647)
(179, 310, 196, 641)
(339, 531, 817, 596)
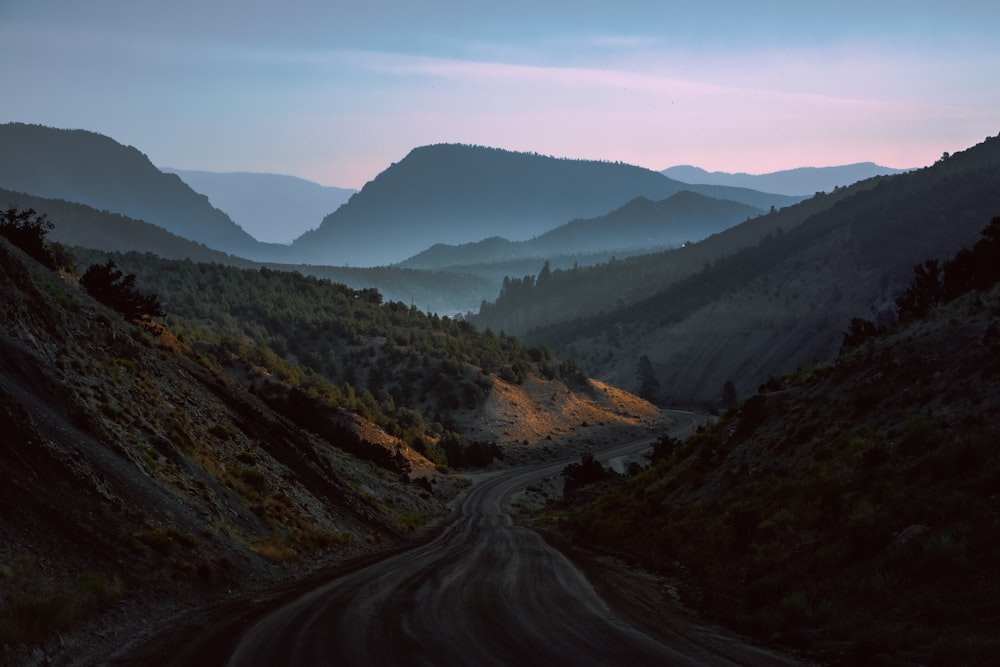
(2, 1, 998, 188)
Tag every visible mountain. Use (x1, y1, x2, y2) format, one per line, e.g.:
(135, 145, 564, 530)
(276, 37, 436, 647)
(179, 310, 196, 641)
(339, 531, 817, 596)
(0, 126, 797, 275)
(472, 177, 881, 332)
(399, 192, 763, 271)
(0, 187, 494, 315)
(0, 232, 454, 657)
(663, 162, 910, 196)
(527, 191, 763, 256)
(0, 123, 275, 258)
(291, 144, 801, 267)
(0, 220, 658, 660)
(476, 133, 1000, 403)
(162, 169, 355, 244)
(549, 260, 1000, 663)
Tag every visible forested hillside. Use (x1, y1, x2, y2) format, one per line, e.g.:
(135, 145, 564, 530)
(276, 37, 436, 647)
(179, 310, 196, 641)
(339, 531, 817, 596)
(0, 225, 458, 659)
(1, 203, 662, 660)
(478, 133, 1000, 404)
(545, 219, 1000, 664)
(472, 177, 879, 333)
(70, 248, 588, 462)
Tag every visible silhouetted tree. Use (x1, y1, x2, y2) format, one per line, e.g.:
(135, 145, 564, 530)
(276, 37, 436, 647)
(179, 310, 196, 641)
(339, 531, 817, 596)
(895, 259, 942, 319)
(722, 380, 738, 409)
(562, 453, 611, 495)
(636, 354, 660, 401)
(841, 317, 882, 352)
(649, 434, 677, 465)
(0, 206, 58, 269)
(81, 259, 163, 322)
(895, 217, 1000, 321)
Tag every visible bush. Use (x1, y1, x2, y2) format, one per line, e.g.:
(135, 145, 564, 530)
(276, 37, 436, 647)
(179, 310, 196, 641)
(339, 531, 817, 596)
(80, 259, 163, 322)
(0, 206, 59, 269)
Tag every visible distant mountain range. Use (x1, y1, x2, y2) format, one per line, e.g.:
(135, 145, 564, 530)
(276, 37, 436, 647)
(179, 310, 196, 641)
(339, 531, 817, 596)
(476, 133, 1000, 402)
(0, 123, 269, 257)
(291, 144, 801, 266)
(162, 169, 355, 244)
(662, 162, 910, 196)
(399, 191, 763, 270)
(2, 125, 802, 270)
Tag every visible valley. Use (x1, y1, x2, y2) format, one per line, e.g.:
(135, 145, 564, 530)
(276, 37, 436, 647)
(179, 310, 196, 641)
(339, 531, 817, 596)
(2, 123, 999, 665)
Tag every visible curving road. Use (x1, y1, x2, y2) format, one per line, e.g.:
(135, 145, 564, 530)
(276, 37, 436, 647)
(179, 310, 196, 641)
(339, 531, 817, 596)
(227, 411, 733, 666)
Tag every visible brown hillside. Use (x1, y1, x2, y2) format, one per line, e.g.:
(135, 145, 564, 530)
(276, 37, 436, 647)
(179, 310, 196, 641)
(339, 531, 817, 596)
(0, 238, 455, 663)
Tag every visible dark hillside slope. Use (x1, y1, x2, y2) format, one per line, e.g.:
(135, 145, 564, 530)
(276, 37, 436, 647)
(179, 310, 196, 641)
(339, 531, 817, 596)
(0, 236, 453, 659)
(291, 144, 799, 266)
(519, 133, 1000, 403)
(473, 175, 883, 334)
(555, 281, 1000, 664)
(0, 187, 258, 265)
(0, 123, 272, 258)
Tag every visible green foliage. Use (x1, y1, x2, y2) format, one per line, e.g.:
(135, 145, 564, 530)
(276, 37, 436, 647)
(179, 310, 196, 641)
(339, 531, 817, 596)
(80, 259, 163, 322)
(841, 317, 883, 351)
(70, 250, 570, 463)
(561, 453, 614, 496)
(0, 559, 123, 645)
(552, 278, 1000, 661)
(436, 431, 502, 468)
(635, 354, 660, 401)
(0, 206, 62, 269)
(721, 379, 737, 409)
(895, 217, 1000, 321)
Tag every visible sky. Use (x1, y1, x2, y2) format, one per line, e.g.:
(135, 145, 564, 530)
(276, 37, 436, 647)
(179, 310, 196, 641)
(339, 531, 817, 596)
(2, 1, 998, 189)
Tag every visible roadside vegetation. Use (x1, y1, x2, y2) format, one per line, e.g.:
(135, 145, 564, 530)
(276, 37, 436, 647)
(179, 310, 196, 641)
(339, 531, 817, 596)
(547, 218, 1000, 665)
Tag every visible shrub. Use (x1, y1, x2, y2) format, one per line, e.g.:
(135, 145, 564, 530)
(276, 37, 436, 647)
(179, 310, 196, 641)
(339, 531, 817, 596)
(80, 259, 163, 322)
(0, 206, 58, 269)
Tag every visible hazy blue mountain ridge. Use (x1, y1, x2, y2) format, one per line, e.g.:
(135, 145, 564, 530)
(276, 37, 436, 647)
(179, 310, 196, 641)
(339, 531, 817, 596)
(663, 162, 910, 196)
(292, 143, 800, 266)
(163, 169, 355, 244)
(0, 123, 272, 258)
(528, 191, 762, 255)
(399, 191, 762, 270)
(510, 134, 1000, 403)
(0, 187, 491, 314)
(1, 127, 798, 270)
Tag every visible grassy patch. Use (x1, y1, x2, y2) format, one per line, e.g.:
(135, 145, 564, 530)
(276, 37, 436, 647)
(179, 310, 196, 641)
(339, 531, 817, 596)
(0, 559, 123, 645)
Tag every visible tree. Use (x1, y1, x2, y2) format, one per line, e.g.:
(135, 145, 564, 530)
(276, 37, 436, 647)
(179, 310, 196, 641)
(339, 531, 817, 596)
(722, 380, 737, 409)
(537, 260, 552, 285)
(562, 453, 611, 495)
(895, 259, 942, 319)
(841, 317, 882, 351)
(80, 259, 163, 322)
(0, 206, 58, 269)
(636, 354, 660, 400)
